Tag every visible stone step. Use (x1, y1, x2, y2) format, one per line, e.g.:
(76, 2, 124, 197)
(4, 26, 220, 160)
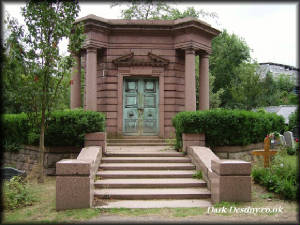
(94, 199, 212, 208)
(101, 157, 191, 163)
(99, 163, 196, 170)
(107, 142, 170, 146)
(94, 178, 206, 188)
(96, 170, 196, 179)
(94, 187, 211, 200)
(107, 139, 170, 143)
(120, 136, 161, 139)
(106, 146, 176, 152)
(104, 152, 184, 157)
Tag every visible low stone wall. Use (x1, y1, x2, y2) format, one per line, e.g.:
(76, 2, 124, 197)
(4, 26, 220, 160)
(212, 142, 264, 162)
(3, 145, 81, 175)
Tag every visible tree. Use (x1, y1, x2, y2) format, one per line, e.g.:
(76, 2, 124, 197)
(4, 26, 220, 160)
(111, 0, 218, 21)
(4, 1, 85, 183)
(209, 30, 251, 108)
(230, 62, 263, 110)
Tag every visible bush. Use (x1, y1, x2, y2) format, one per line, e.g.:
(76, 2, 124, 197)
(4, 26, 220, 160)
(251, 148, 299, 200)
(2, 113, 29, 151)
(2, 109, 106, 149)
(3, 176, 36, 210)
(172, 109, 285, 149)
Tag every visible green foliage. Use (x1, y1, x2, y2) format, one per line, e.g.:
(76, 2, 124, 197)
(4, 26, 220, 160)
(213, 201, 238, 208)
(3, 176, 37, 210)
(192, 170, 203, 179)
(112, 1, 218, 21)
(288, 107, 299, 131)
(2, 109, 105, 149)
(230, 63, 263, 110)
(172, 109, 285, 149)
(284, 143, 299, 156)
(210, 30, 251, 108)
(251, 149, 299, 200)
(2, 113, 29, 151)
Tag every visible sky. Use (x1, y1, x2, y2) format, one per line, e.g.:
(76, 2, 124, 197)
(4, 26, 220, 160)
(2, 1, 299, 67)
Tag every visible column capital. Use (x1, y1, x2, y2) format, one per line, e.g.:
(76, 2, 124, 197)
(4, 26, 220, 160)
(185, 48, 196, 55)
(86, 47, 97, 54)
(198, 52, 210, 58)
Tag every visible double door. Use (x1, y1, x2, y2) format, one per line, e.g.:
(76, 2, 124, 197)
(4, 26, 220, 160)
(123, 77, 159, 135)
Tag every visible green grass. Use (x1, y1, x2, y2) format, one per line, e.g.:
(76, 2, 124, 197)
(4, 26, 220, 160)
(98, 207, 206, 218)
(192, 170, 203, 179)
(3, 177, 101, 223)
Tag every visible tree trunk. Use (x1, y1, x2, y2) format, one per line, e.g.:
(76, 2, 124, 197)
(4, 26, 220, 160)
(38, 110, 45, 183)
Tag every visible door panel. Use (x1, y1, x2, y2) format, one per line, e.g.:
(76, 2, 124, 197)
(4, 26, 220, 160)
(123, 79, 138, 134)
(123, 77, 159, 135)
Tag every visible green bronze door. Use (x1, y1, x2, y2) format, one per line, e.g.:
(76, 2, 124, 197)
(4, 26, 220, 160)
(123, 77, 159, 135)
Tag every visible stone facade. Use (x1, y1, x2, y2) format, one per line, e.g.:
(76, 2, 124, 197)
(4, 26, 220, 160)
(3, 146, 81, 175)
(70, 15, 220, 138)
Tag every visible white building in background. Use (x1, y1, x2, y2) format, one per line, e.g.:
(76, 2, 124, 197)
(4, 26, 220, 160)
(257, 62, 299, 82)
(254, 105, 297, 124)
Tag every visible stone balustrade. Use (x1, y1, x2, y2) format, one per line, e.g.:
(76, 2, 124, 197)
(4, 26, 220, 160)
(184, 132, 252, 203)
(56, 146, 102, 211)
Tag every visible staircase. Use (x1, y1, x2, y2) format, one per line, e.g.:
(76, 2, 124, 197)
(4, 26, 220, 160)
(107, 136, 171, 146)
(93, 141, 212, 208)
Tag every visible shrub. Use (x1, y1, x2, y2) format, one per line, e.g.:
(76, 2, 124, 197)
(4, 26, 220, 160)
(3, 176, 36, 210)
(2, 109, 106, 149)
(251, 148, 299, 200)
(2, 113, 29, 151)
(172, 109, 285, 149)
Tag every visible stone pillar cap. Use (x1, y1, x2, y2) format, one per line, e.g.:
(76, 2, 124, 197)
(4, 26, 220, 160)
(211, 159, 251, 176)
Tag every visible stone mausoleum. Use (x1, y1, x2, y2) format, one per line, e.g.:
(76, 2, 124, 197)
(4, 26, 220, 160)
(70, 15, 220, 138)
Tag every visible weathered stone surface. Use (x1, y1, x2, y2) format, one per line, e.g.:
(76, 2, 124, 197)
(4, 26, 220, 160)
(228, 151, 253, 162)
(211, 159, 251, 176)
(284, 131, 295, 148)
(211, 175, 251, 203)
(279, 134, 286, 146)
(56, 176, 90, 210)
(56, 159, 91, 175)
(182, 133, 205, 152)
(215, 152, 228, 159)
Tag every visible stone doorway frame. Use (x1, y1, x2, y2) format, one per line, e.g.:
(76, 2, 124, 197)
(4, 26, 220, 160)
(117, 66, 165, 138)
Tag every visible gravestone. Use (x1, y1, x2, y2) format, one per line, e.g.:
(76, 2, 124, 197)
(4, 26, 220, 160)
(279, 134, 286, 146)
(2, 167, 26, 180)
(284, 131, 295, 148)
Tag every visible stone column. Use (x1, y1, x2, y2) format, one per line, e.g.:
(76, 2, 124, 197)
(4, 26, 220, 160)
(199, 53, 209, 110)
(70, 54, 81, 109)
(184, 48, 196, 111)
(86, 47, 97, 111)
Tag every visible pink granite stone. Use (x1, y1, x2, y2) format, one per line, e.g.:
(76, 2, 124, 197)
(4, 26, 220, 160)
(56, 176, 90, 210)
(211, 159, 251, 176)
(56, 159, 91, 175)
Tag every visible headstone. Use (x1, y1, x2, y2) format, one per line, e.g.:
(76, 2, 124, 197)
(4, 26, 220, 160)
(284, 131, 295, 148)
(279, 134, 286, 146)
(1, 167, 26, 180)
